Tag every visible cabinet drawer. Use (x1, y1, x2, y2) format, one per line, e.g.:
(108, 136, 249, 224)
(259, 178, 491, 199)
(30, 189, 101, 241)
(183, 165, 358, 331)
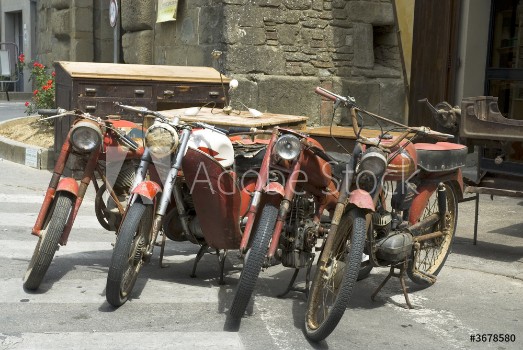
(77, 83, 154, 99)
(157, 84, 226, 104)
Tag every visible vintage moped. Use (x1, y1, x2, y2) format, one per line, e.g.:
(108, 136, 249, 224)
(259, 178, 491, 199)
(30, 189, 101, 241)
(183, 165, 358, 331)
(304, 87, 467, 341)
(104, 104, 267, 307)
(24, 109, 143, 290)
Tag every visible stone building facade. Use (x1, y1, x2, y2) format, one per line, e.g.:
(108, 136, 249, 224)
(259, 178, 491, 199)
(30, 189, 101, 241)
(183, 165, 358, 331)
(34, 0, 405, 125)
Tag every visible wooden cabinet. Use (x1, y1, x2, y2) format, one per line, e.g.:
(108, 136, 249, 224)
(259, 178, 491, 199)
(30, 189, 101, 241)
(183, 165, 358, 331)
(53, 61, 229, 154)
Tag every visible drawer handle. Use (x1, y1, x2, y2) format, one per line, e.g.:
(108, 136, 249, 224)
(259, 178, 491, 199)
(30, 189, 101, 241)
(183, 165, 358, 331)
(134, 89, 145, 95)
(85, 105, 96, 112)
(163, 90, 174, 96)
(209, 91, 220, 98)
(85, 88, 97, 95)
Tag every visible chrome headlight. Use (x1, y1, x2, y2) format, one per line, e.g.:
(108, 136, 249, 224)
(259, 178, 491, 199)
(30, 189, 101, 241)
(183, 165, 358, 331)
(274, 134, 301, 160)
(70, 121, 103, 152)
(145, 123, 179, 157)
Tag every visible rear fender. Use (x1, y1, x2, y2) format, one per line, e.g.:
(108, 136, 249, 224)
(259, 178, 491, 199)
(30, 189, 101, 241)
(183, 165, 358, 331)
(56, 178, 79, 196)
(348, 189, 375, 212)
(131, 181, 162, 204)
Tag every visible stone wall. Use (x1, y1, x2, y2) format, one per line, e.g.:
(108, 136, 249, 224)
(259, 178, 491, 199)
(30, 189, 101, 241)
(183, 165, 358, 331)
(34, 0, 406, 125)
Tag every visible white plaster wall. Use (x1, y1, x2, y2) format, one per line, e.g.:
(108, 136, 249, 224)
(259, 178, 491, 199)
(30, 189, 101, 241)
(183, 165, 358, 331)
(455, 0, 491, 103)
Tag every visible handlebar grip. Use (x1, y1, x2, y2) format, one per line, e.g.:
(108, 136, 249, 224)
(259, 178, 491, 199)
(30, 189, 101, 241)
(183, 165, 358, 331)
(37, 109, 59, 116)
(228, 126, 253, 134)
(314, 87, 337, 102)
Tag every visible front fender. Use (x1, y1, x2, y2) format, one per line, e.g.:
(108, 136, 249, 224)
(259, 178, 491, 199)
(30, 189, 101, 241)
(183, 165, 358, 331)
(348, 189, 375, 211)
(131, 181, 162, 201)
(264, 182, 285, 197)
(56, 178, 79, 196)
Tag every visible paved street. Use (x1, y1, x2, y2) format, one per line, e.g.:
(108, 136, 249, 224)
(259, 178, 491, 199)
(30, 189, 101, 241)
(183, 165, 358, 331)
(0, 101, 27, 122)
(0, 159, 522, 350)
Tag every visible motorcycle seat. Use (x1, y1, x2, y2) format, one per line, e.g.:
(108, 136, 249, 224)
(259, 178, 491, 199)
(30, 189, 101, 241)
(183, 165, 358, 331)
(414, 142, 468, 172)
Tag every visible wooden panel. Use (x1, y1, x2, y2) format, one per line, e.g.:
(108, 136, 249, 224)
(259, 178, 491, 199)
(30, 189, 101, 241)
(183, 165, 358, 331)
(408, 0, 461, 130)
(162, 107, 308, 129)
(56, 61, 229, 83)
(157, 84, 226, 104)
(77, 82, 154, 99)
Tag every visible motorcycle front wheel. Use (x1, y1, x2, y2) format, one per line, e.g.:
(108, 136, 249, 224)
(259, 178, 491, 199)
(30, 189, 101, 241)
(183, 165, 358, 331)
(229, 203, 278, 319)
(106, 198, 153, 307)
(304, 208, 366, 342)
(407, 182, 458, 286)
(23, 192, 74, 290)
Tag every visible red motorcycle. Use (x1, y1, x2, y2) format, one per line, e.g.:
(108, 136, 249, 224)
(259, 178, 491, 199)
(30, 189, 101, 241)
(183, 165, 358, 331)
(104, 104, 269, 307)
(23, 109, 143, 290)
(304, 87, 467, 341)
(228, 124, 359, 318)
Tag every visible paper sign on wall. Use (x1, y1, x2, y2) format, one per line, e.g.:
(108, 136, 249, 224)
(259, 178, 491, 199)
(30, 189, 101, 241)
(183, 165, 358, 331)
(157, 0, 178, 23)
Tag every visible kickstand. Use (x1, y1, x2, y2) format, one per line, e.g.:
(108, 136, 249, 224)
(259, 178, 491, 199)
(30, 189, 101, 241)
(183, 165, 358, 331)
(158, 232, 168, 268)
(371, 260, 413, 309)
(190, 244, 208, 278)
(277, 264, 312, 299)
(217, 249, 228, 285)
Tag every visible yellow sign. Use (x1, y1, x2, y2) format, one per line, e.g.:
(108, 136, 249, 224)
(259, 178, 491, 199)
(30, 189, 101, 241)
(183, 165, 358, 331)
(157, 0, 178, 23)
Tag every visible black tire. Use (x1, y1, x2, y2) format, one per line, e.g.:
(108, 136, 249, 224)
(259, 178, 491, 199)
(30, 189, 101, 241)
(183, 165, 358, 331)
(106, 199, 153, 307)
(23, 193, 74, 290)
(229, 203, 278, 319)
(407, 182, 458, 286)
(304, 208, 366, 342)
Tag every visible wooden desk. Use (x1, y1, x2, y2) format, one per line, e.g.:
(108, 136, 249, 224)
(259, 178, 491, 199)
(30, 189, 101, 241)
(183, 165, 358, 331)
(54, 61, 229, 155)
(161, 107, 308, 130)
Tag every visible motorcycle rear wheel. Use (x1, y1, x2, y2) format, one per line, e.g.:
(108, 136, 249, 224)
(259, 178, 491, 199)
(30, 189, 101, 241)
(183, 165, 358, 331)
(106, 199, 153, 307)
(23, 193, 74, 290)
(304, 208, 366, 342)
(229, 203, 278, 319)
(407, 182, 458, 286)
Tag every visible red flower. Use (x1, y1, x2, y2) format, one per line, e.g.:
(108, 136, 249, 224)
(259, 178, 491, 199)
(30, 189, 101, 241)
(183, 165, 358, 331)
(47, 79, 53, 85)
(18, 53, 25, 63)
(52, 71, 56, 77)
(25, 101, 29, 107)
(42, 85, 49, 91)
(33, 89, 39, 95)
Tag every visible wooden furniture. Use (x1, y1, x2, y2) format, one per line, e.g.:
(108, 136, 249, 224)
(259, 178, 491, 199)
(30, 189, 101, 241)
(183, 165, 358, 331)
(54, 61, 229, 154)
(161, 107, 308, 130)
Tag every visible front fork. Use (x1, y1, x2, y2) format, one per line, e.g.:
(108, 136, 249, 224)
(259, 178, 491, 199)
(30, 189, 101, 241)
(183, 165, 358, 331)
(144, 128, 192, 258)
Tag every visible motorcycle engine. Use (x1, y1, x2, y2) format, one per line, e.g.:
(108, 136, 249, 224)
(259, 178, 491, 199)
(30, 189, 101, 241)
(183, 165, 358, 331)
(280, 196, 318, 268)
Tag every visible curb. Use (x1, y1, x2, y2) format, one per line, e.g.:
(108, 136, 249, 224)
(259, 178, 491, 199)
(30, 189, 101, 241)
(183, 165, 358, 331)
(0, 117, 54, 170)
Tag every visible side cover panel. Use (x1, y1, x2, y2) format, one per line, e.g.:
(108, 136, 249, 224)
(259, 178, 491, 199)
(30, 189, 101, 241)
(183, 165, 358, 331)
(182, 148, 242, 249)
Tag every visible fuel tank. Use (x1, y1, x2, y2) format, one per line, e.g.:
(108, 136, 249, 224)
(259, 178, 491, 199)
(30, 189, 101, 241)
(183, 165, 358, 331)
(383, 140, 418, 181)
(300, 137, 332, 188)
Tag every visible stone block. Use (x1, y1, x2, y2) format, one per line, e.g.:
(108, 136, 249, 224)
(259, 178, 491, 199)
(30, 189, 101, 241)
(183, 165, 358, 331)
(121, 0, 155, 32)
(378, 79, 405, 122)
(199, 6, 224, 44)
(51, 0, 70, 10)
(51, 9, 71, 39)
(278, 25, 300, 45)
(73, 7, 94, 33)
(258, 0, 282, 7)
(353, 23, 374, 68)
(72, 0, 93, 8)
(226, 45, 286, 75)
(283, 0, 312, 10)
(228, 76, 259, 108)
(335, 78, 381, 123)
(256, 75, 321, 121)
(347, 1, 394, 25)
(70, 37, 94, 62)
(181, 17, 197, 44)
(122, 30, 153, 64)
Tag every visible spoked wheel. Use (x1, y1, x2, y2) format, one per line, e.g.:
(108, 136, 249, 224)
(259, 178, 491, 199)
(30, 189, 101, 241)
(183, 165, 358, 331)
(304, 208, 366, 342)
(407, 182, 458, 286)
(23, 193, 74, 290)
(229, 203, 278, 319)
(106, 198, 153, 307)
